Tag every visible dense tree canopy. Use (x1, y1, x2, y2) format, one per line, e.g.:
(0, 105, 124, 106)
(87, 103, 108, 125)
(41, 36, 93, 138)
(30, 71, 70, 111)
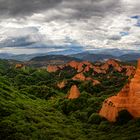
(0, 60, 140, 140)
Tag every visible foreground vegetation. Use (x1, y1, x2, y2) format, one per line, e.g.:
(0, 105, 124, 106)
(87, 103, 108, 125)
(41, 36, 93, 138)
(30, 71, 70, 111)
(0, 59, 140, 140)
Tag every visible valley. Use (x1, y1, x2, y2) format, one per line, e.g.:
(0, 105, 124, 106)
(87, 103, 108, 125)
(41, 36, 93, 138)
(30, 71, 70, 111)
(0, 57, 140, 140)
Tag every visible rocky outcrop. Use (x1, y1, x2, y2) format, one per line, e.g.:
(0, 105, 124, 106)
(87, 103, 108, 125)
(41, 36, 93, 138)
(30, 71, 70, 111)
(67, 85, 80, 99)
(68, 61, 93, 73)
(93, 66, 106, 74)
(72, 73, 86, 81)
(47, 65, 59, 73)
(99, 59, 140, 122)
(94, 59, 135, 76)
(15, 64, 24, 69)
(72, 73, 101, 86)
(122, 66, 136, 76)
(92, 79, 101, 86)
(47, 59, 135, 76)
(84, 66, 91, 72)
(68, 61, 79, 69)
(57, 80, 67, 89)
(101, 59, 122, 72)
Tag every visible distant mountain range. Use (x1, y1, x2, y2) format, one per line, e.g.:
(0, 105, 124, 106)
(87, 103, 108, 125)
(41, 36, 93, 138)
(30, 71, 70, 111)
(0, 48, 140, 62)
(70, 52, 114, 62)
(0, 53, 48, 61)
(70, 52, 140, 62)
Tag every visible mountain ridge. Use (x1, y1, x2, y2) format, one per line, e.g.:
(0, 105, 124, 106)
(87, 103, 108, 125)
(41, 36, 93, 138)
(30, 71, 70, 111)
(0, 48, 140, 61)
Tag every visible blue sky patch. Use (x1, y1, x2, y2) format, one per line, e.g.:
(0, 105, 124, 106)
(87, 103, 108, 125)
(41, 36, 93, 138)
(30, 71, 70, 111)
(131, 15, 140, 27)
(131, 15, 140, 19)
(120, 31, 129, 36)
(136, 20, 140, 27)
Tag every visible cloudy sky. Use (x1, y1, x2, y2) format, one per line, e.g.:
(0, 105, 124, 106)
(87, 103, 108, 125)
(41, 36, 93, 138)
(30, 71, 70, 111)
(0, 0, 140, 54)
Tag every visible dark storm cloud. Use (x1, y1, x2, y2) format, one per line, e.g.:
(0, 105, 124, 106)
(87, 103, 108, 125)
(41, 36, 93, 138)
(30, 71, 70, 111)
(0, 0, 121, 19)
(60, 0, 122, 18)
(0, 0, 62, 17)
(0, 36, 36, 47)
(42, 0, 122, 22)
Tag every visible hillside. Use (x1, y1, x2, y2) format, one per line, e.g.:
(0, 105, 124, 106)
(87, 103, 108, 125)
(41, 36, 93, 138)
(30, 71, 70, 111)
(71, 52, 140, 62)
(119, 53, 140, 61)
(30, 55, 80, 62)
(71, 52, 115, 62)
(0, 59, 140, 140)
(26, 55, 81, 67)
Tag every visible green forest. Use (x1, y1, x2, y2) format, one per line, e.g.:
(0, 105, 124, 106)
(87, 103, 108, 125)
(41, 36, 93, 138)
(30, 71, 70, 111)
(0, 59, 140, 140)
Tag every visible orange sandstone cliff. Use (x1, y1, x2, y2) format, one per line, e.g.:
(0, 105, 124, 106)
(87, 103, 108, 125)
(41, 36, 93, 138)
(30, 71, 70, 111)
(67, 85, 80, 99)
(72, 73, 101, 85)
(72, 73, 86, 81)
(101, 59, 122, 72)
(99, 59, 140, 122)
(47, 65, 59, 72)
(15, 64, 24, 69)
(67, 61, 93, 73)
(122, 65, 136, 76)
(47, 60, 135, 77)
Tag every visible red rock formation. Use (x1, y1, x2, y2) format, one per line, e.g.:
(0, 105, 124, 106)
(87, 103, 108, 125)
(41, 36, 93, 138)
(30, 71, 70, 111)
(68, 61, 93, 73)
(72, 73, 86, 81)
(107, 59, 122, 72)
(67, 61, 83, 72)
(101, 59, 122, 72)
(47, 65, 59, 72)
(92, 79, 101, 86)
(122, 66, 136, 76)
(67, 85, 80, 99)
(67, 61, 79, 69)
(15, 64, 24, 69)
(77, 63, 84, 73)
(82, 61, 91, 66)
(93, 59, 134, 76)
(57, 80, 67, 89)
(78, 61, 93, 72)
(99, 59, 140, 122)
(72, 73, 101, 85)
(93, 66, 106, 74)
(86, 77, 93, 81)
(101, 63, 109, 71)
(84, 66, 90, 72)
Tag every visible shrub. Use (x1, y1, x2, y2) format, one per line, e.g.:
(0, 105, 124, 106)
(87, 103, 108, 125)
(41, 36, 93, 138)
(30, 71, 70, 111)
(116, 110, 133, 125)
(88, 113, 102, 124)
(98, 121, 110, 131)
(73, 111, 88, 122)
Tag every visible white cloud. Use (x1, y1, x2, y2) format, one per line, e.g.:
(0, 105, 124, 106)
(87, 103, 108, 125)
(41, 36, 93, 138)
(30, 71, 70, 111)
(0, 0, 140, 54)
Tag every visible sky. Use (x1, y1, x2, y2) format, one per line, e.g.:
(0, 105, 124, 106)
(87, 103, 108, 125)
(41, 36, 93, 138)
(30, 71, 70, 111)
(0, 0, 140, 54)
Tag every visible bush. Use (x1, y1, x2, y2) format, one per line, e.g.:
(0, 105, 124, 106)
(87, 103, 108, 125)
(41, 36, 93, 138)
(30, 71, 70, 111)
(88, 113, 102, 124)
(72, 111, 88, 122)
(21, 85, 56, 99)
(135, 118, 140, 127)
(98, 121, 110, 131)
(116, 110, 133, 125)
